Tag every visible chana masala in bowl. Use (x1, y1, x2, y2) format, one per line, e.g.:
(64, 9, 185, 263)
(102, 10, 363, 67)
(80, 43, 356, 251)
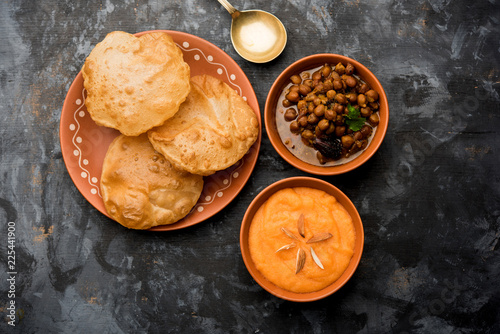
(240, 177, 364, 302)
(265, 54, 389, 175)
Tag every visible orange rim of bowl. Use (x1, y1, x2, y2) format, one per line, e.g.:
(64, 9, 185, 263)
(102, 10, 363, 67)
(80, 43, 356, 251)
(240, 176, 364, 302)
(264, 54, 389, 175)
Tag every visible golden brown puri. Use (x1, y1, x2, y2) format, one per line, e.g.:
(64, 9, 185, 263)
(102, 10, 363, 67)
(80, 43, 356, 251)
(81, 31, 190, 136)
(148, 74, 259, 176)
(100, 134, 203, 229)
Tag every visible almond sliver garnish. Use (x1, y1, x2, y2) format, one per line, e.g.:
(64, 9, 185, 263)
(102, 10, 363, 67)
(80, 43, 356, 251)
(275, 242, 297, 253)
(306, 232, 333, 243)
(310, 247, 324, 269)
(297, 214, 305, 238)
(295, 248, 306, 274)
(281, 227, 299, 240)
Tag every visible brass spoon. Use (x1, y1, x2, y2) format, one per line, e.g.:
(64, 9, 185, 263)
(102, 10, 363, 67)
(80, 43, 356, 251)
(217, 0, 287, 63)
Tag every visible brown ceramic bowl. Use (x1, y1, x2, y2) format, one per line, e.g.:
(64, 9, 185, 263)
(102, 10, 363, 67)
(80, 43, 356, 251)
(264, 54, 389, 175)
(240, 176, 364, 302)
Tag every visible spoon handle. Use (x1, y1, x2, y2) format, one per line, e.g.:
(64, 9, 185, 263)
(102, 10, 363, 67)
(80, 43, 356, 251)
(217, 0, 237, 16)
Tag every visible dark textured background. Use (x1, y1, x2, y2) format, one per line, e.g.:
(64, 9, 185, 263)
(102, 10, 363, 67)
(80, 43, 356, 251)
(1, 0, 499, 333)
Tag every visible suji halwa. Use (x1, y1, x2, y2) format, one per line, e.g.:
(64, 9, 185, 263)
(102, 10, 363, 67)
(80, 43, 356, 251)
(248, 187, 356, 293)
(276, 62, 380, 166)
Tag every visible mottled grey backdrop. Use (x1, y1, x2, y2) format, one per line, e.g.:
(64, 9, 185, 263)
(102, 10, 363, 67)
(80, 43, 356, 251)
(0, 0, 499, 333)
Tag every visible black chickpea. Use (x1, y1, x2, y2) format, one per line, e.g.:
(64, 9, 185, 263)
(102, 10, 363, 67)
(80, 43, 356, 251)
(345, 76, 357, 88)
(299, 84, 311, 96)
(325, 109, 336, 120)
(279, 61, 381, 164)
(312, 71, 322, 81)
(322, 65, 332, 77)
(297, 100, 307, 110)
(286, 90, 300, 103)
(302, 129, 314, 140)
(346, 92, 357, 104)
(334, 94, 346, 104)
(365, 90, 379, 103)
(318, 119, 330, 131)
(360, 124, 373, 137)
(333, 79, 343, 91)
(323, 79, 333, 91)
(335, 114, 344, 126)
(314, 104, 325, 117)
(282, 99, 292, 108)
(290, 121, 300, 133)
(308, 113, 319, 124)
(290, 74, 302, 84)
(352, 131, 363, 141)
(334, 103, 344, 114)
(357, 94, 367, 107)
(298, 115, 308, 127)
(335, 125, 346, 137)
(335, 62, 345, 75)
(284, 108, 298, 121)
(369, 102, 379, 110)
(360, 107, 372, 118)
(341, 135, 355, 148)
(358, 83, 369, 94)
(345, 63, 355, 75)
(326, 90, 336, 100)
(369, 113, 380, 125)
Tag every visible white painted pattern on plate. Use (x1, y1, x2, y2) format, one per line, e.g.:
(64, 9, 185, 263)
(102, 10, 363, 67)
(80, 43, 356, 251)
(70, 87, 102, 197)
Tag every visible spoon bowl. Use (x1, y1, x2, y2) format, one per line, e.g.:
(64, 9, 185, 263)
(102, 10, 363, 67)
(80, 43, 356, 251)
(218, 0, 287, 63)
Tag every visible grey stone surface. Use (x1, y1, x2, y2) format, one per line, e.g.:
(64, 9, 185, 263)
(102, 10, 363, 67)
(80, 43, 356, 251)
(0, 0, 499, 333)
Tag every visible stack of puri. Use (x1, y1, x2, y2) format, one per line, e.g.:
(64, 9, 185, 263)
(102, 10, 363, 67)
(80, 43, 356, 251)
(81, 31, 259, 229)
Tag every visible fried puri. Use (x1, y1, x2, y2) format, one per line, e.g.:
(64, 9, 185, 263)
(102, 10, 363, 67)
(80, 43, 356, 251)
(148, 74, 259, 176)
(82, 31, 190, 136)
(100, 134, 203, 229)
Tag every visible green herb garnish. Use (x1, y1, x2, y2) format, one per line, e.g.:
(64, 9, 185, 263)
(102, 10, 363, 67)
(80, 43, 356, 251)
(345, 104, 366, 131)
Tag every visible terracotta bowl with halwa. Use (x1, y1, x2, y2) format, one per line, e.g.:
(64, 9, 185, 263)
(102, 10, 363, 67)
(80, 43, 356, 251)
(265, 54, 389, 175)
(240, 177, 364, 302)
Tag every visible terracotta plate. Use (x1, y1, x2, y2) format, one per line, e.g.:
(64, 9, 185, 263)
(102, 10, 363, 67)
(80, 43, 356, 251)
(60, 30, 262, 231)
